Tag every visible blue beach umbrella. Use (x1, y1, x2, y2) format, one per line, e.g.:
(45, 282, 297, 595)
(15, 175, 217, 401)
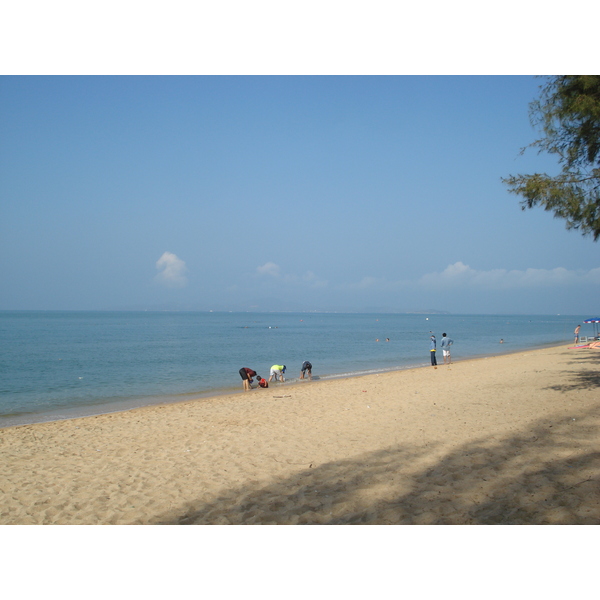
(583, 318, 600, 338)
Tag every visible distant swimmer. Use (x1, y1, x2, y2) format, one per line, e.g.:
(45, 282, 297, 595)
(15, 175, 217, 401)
(239, 367, 257, 391)
(386, 338, 390, 342)
(300, 361, 313, 380)
(269, 365, 286, 383)
(500, 339, 504, 344)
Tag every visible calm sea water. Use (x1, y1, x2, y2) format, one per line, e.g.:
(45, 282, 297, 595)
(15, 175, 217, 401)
(0, 311, 582, 428)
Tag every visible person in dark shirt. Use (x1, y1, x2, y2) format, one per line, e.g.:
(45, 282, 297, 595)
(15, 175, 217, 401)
(239, 367, 257, 391)
(430, 335, 437, 368)
(300, 361, 313, 380)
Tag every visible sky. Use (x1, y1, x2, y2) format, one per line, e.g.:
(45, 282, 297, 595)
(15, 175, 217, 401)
(1, 2, 599, 316)
(1, 74, 599, 315)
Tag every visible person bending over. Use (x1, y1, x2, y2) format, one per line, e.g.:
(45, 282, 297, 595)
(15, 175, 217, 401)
(300, 360, 312, 380)
(269, 365, 286, 383)
(239, 367, 257, 391)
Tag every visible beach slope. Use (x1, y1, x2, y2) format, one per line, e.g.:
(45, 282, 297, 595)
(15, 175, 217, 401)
(1, 345, 598, 524)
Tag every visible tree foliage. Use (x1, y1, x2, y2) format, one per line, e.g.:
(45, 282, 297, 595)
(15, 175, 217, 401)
(503, 75, 600, 240)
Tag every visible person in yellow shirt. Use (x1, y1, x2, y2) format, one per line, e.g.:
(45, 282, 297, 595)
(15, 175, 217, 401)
(268, 365, 286, 383)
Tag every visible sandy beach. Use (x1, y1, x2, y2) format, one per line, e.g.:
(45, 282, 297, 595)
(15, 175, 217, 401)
(1, 344, 598, 525)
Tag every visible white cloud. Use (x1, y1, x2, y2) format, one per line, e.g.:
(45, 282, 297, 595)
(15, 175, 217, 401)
(337, 263, 600, 297)
(257, 262, 281, 277)
(587, 267, 600, 283)
(418, 262, 600, 290)
(255, 263, 328, 288)
(155, 252, 188, 288)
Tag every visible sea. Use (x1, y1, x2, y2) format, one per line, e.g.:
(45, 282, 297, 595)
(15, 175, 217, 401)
(0, 311, 584, 429)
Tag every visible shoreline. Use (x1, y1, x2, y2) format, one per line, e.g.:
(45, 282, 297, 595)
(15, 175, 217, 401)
(0, 339, 570, 430)
(1, 343, 598, 524)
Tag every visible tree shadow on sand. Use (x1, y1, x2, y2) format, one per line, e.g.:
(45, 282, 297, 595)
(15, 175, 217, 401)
(550, 351, 600, 391)
(154, 399, 600, 525)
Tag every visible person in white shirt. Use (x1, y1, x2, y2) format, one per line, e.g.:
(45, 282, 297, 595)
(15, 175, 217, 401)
(440, 333, 454, 365)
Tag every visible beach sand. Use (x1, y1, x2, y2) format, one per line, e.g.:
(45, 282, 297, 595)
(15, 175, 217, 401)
(1, 345, 598, 525)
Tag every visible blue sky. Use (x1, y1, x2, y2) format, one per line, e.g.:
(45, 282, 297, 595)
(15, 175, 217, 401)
(1, 75, 599, 314)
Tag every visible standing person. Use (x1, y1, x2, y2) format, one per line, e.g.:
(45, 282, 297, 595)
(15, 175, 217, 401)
(430, 335, 437, 368)
(441, 333, 454, 365)
(239, 367, 257, 391)
(268, 364, 286, 383)
(300, 360, 312, 380)
(574, 324, 581, 344)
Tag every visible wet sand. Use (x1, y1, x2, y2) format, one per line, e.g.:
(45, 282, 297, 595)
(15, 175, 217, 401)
(1, 344, 598, 524)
